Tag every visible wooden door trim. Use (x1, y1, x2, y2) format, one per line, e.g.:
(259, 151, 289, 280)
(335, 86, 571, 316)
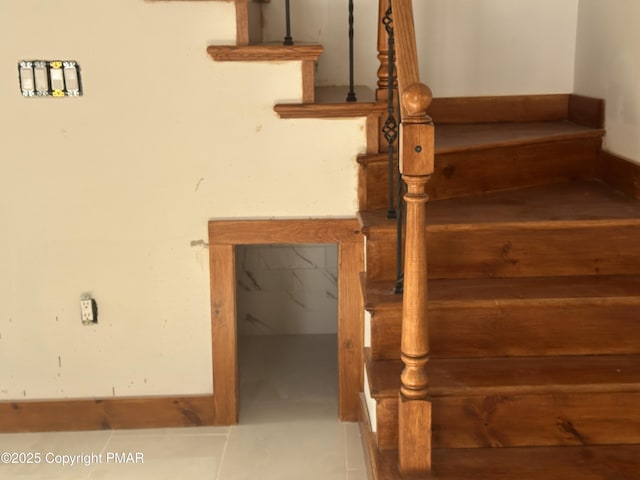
(208, 218, 364, 424)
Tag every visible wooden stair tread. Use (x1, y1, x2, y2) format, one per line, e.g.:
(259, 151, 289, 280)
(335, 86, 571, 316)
(363, 275, 640, 311)
(274, 98, 386, 119)
(374, 445, 640, 479)
(431, 445, 640, 479)
(359, 180, 640, 231)
(355, 121, 603, 161)
(366, 350, 640, 398)
(436, 121, 604, 154)
(207, 43, 324, 62)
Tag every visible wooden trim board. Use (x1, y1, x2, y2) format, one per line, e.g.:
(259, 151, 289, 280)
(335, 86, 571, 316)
(209, 218, 364, 423)
(0, 396, 215, 433)
(427, 94, 604, 127)
(598, 150, 640, 200)
(207, 44, 324, 62)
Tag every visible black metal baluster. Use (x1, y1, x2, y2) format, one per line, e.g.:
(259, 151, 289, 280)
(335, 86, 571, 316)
(382, 4, 397, 220)
(283, 0, 294, 46)
(346, 0, 357, 102)
(381, 1, 405, 294)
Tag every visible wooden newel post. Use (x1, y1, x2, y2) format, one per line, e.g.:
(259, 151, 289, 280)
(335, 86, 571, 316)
(398, 82, 434, 477)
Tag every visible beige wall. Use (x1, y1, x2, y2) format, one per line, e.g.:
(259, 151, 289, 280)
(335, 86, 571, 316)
(3, 0, 638, 404)
(574, 0, 640, 162)
(0, 0, 366, 400)
(262, 0, 579, 97)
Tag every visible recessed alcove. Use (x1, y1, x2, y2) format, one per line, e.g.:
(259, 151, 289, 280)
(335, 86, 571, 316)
(208, 218, 364, 424)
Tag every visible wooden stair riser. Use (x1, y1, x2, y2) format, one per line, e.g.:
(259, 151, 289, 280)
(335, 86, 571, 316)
(376, 397, 399, 451)
(360, 138, 601, 210)
(430, 138, 600, 201)
(358, 153, 397, 212)
(433, 392, 640, 448)
(369, 299, 640, 360)
(429, 445, 640, 480)
(365, 222, 640, 281)
(373, 392, 640, 450)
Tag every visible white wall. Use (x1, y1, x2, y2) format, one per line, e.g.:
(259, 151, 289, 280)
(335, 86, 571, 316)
(0, 0, 366, 400)
(415, 0, 579, 97)
(574, 0, 640, 162)
(261, 0, 579, 97)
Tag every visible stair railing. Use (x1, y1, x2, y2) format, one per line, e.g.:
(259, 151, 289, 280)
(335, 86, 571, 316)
(283, 0, 294, 45)
(377, 1, 406, 295)
(346, 0, 357, 102)
(378, 0, 435, 476)
(280, 0, 358, 102)
(275, 2, 434, 471)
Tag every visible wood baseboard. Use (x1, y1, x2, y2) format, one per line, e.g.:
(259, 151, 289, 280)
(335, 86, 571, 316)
(598, 150, 640, 199)
(427, 94, 605, 128)
(0, 395, 216, 433)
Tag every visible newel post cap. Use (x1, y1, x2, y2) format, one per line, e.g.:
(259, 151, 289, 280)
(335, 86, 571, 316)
(402, 83, 433, 118)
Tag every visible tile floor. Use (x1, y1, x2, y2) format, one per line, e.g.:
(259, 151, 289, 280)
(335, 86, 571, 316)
(0, 334, 368, 479)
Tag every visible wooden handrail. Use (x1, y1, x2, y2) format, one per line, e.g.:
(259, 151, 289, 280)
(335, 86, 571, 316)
(390, 0, 425, 116)
(381, 0, 435, 476)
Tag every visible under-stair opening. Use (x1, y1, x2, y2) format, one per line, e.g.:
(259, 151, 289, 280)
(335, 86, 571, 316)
(236, 244, 340, 423)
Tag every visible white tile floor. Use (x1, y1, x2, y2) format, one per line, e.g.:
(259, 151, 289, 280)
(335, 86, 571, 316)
(0, 334, 367, 479)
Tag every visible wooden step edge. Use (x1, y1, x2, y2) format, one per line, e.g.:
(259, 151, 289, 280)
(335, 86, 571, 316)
(357, 210, 378, 236)
(436, 381, 640, 398)
(361, 274, 401, 312)
(366, 352, 640, 400)
(364, 291, 640, 313)
(363, 217, 640, 235)
(274, 100, 387, 119)
(360, 213, 640, 234)
(359, 393, 401, 480)
(431, 295, 640, 310)
(360, 272, 400, 311)
(430, 445, 640, 479)
(435, 127, 605, 155)
(427, 217, 640, 233)
(357, 152, 389, 166)
(365, 275, 640, 307)
(354, 124, 605, 160)
(365, 348, 402, 399)
(207, 43, 324, 62)
(369, 370, 640, 400)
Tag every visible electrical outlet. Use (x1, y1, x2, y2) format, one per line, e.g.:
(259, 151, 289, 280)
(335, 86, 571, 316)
(80, 297, 98, 324)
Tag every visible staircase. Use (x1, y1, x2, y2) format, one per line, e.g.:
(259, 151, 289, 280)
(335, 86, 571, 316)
(207, 1, 640, 477)
(358, 94, 640, 478)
